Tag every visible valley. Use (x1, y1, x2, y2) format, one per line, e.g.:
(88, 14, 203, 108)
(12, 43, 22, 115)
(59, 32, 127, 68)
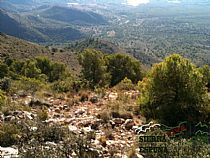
(1, 0, 210, 66)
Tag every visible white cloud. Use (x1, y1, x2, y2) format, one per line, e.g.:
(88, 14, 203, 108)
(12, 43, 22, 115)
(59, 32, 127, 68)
(168, 0, 181, 3)
(127, 0, 150, 6)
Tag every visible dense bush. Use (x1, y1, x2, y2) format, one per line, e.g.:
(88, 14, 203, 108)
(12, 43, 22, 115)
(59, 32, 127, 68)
(36, 124, 65, 143)
(0, 62, 9, 78)
(36, 57, 71, 82)
(79, 49, 143, 88)
(107, 53, 143, 86)
(0, 123, 20, 147)
(4, 57, 69, 83)
(35, 57, 51, 76)
(47, 62, 67, 82)
(79, 49, 110, 89)
(18, 123, 99, 158)
(9, 60, 25, 75)
(138, 54, 209, 126)
(21, 60, 42, 79)
(0, 57, 76, 94)
(52, 77, 74, 93)
(9, 77, 47, 95)
(199, 64, 210, 91)
(0, 77, 11, 92)
(114, 77, 135, 90)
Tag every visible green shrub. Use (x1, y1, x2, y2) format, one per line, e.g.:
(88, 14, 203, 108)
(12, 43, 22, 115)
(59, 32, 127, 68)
(37, 109, 48, 121)
(97, 111, 111, 123)
(9, 60, 25, 75)
(48, 62, 67, 82)
(8, 57, 69, 83)
(8, 77, 49, 96)
(0, 123, 20, 147)
(0, 77, 11, 92)
(21, 60, 42, 79)
(3, 56, 13, 67)
(114, 77, 135, 91)
(36, 57, 69, 82)
(20, 130, 99, 158)
(138, 54, 209, 126)
(0, 62, 9, 78)
(79, 48, 111, 89)
(199, 64, 210, 91)
(35, 57, 51, 76)
(107, 53, 143, 86)
(36, 124, 65, 143)
(0, 90, 6, 110)
(52, 77, 74, 93)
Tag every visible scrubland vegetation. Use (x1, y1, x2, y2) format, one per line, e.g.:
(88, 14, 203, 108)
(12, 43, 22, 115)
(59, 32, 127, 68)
(0, 47, 209, 157)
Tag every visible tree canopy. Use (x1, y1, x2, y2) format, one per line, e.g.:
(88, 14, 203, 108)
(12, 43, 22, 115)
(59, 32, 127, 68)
(79, 49, 110, 89)
(138, 54, 209, 126)
(107, 53, 143, 86)
(79, 49, 143, 89)
(199, 64, 210, 91)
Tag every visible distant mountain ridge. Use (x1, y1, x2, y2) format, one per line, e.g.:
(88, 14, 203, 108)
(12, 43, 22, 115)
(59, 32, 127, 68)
(0, 9, 46, 42)
(5, 0, 34, 4)
(40, 6, 108, 25)
(0, 8, 85, 43)
(0, 1, 108, 43)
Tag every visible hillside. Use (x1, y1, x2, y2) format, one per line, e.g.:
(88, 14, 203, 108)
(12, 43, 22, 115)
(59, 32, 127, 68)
(0, 33, 144, 158)
(0, 33, 81, 74)
(0, 32, 49, 58)
(0, 36, 209, 157)
(0, 9, 84, 43)
(68, 38, 125, 54)
(0, 0, 35, 12)
(40, 6, 108, 26)
(0, 9, 46, 42)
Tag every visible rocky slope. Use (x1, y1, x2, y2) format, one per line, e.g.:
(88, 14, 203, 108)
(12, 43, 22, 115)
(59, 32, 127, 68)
(0, 90, 144, 158)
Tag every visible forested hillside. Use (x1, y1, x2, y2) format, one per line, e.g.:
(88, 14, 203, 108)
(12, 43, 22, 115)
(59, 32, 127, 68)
(0, 34, 209, 157)
(40, 6, 108, 25)
(0, 33, 81, 74)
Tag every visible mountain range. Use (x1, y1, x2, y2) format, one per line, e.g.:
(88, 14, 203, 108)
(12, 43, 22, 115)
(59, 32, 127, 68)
(0, 8, 85, 43)
(0, 1, 108, 43)
(40, 6, 107, 25)
(1, 0, 210, 66)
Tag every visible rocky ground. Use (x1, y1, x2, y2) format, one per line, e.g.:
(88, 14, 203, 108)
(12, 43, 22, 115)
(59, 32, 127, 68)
(0, 90, 145, 158)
